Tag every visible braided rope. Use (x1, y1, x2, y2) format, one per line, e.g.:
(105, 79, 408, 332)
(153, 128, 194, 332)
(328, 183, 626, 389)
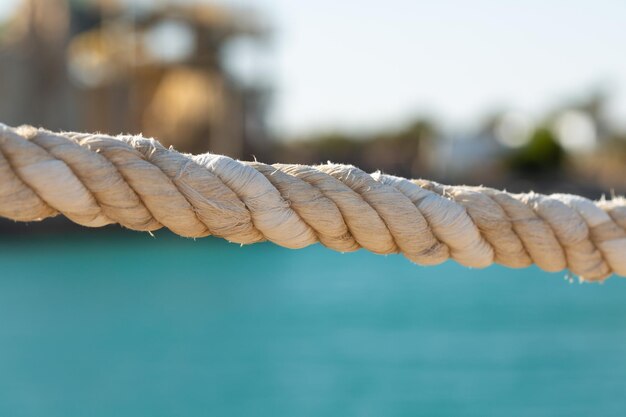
(1, 123, 625, 281)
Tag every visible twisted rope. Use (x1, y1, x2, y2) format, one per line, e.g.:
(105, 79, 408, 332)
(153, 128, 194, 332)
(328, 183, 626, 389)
(1, 123, 625, 281)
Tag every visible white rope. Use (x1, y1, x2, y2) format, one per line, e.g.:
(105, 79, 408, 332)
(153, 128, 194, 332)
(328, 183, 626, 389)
(1, 123, 625, 281)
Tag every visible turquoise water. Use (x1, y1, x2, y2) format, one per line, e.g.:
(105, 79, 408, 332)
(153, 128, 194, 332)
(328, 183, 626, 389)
(1, 231, 626, 416)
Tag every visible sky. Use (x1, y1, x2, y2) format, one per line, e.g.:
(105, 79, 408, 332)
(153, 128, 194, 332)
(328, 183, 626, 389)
(2, 0, 626, 136)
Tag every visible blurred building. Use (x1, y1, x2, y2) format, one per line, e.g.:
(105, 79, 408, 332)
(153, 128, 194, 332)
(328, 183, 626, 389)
(0, 0, 271, 156)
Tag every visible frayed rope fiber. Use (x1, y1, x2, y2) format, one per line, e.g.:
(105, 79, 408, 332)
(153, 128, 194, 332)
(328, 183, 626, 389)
(1, 123, 626, 281)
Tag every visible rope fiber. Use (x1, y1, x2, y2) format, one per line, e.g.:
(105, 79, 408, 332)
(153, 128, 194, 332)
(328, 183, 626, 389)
(1, 123, 625, 281)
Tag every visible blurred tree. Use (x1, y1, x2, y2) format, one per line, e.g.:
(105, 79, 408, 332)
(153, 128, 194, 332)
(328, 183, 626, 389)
(270, 118, 436, 178)
(314, 133, 363, 163)
(365, 119, 435, 177)
(507, 127, 564, 174)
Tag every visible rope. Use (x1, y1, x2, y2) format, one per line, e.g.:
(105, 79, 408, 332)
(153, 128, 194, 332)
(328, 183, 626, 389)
(1, 123, 625, 281)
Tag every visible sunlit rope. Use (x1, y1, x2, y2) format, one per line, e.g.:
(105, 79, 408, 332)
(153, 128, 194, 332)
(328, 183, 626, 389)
(1, 123, 625, 281)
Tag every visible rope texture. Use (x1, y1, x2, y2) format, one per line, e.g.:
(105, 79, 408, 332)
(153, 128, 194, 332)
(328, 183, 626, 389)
(1, 123, 625, 281)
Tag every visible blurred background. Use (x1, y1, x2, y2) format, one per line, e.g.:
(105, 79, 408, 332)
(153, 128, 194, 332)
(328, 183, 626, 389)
(1, 1, 626, 416)
(1, 0, 626, 194)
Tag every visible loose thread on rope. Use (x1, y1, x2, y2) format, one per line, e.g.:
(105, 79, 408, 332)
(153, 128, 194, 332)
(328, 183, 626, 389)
(1, 123, 625, 282)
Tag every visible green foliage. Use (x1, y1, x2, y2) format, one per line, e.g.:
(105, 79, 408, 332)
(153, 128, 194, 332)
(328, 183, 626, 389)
(507, 127, 564, 174)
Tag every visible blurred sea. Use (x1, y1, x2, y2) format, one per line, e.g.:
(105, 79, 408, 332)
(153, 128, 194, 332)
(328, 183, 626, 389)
(1, 231, 626, 417)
